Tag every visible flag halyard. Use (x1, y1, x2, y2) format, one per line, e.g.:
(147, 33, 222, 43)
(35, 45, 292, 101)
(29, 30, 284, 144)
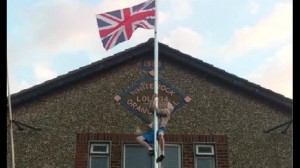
(96, 0, 155, 50)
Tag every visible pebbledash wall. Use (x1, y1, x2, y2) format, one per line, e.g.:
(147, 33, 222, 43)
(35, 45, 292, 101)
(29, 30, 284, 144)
(7, 41, 292, 168)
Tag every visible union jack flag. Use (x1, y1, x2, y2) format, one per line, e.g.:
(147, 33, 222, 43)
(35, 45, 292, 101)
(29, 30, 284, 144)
(96, 0, 155, 50)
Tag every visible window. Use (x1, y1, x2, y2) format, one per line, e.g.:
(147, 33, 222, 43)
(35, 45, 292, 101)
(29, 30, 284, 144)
(124, 144, 182, 168)
(195, 144, 216, 168)
(89, 142, 110, 168)
(161, 144, 182, 168)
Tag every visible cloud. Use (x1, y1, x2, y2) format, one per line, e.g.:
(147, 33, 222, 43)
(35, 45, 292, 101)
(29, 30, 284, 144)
(8, 0, 102, 65)
(8, 0, 168, 64)
(7, 43, 34, 67)
(94, 0, 145, 13)
(166, 0, 194, 21)
(8, 78, 32, 94)
(161, 27, 204, 57)
(222, 2, 292, 59)
(26, 1, 101, 54)
(7, 63, 58, 94)
(7, 0, 195, 66)
(249, 1, 260, 14)
(7, 0, 99, 93)
(7, 0, 158, 94)
(246, 43, 293, 98)
(33, 64, 58, 83)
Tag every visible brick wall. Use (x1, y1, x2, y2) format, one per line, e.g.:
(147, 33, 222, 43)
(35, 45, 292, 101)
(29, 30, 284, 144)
(74, 133, 229, 168)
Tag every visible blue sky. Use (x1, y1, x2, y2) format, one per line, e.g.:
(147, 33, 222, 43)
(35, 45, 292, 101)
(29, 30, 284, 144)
(7, 0, 292, 99)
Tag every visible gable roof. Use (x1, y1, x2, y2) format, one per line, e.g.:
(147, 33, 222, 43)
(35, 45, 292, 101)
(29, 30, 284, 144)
(10, 38, 292, 112)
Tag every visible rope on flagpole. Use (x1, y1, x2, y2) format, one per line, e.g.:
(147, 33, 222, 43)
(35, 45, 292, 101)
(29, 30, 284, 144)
(7, 69, 16, 168)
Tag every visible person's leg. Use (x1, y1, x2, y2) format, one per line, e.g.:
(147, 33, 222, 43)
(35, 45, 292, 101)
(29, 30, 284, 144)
(156, 129, 166, 162)
(136, 131, 154, 156)
(158, 133, 165, 155)
(136, 135, 153, 150)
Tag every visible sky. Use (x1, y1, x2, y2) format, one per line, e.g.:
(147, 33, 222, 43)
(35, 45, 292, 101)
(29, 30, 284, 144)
(7, 0, 292, 99)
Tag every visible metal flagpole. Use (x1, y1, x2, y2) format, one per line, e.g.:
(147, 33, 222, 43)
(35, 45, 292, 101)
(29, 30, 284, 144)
(7, 67, 16, 168)
(153, 0, 159, 167)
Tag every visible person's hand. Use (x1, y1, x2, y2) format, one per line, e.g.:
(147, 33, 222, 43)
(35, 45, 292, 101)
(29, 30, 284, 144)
(148, 123, 153, 128)
(152, 93, 158, 101)
(157, 113, 166, 117)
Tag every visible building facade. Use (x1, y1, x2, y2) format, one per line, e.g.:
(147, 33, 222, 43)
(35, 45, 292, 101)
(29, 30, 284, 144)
(7, 39, 292, 168)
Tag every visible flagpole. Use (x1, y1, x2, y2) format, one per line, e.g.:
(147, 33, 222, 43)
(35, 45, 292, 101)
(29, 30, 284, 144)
(153, 0, 159, 167)
(7, 67, 16, 168)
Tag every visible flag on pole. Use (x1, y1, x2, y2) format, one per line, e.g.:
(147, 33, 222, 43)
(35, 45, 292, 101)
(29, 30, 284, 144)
(96, 0, 156, 50)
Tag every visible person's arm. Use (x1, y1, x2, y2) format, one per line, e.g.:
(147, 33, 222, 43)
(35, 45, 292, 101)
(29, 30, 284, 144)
(152, 97, 170, 116)
(150, 94, 171, 116)
(146, 96, 156, 126)
(151, 96, 160, 112)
